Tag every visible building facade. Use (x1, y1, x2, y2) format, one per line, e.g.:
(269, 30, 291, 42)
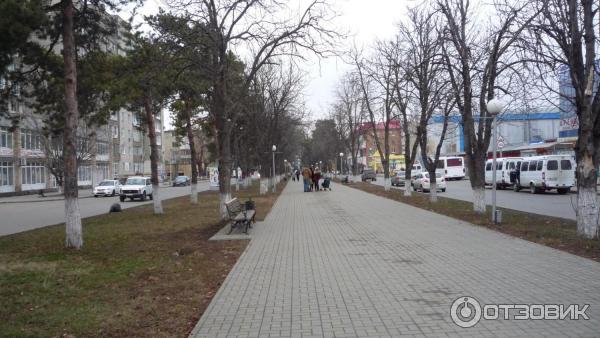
(356, 120, 403, 172)
(428, 110, 569, 158)
(0, 13, 165, 195)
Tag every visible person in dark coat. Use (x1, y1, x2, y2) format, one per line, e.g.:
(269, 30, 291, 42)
(312, 168, 321, 191)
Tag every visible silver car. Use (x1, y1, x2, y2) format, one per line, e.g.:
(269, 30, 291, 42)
(392, 171, 406, 186)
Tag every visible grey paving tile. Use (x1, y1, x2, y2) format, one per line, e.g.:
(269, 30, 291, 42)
(189, 182, 600, 337)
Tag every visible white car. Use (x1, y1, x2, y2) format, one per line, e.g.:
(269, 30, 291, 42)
(411, 172, 447, 192)
(119, 176, 153, 202)
(93, 180, 121, 197)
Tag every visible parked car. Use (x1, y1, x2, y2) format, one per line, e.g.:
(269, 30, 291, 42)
(119, 176, 153, 202)
(411, 172, 447, 192)
(93, 179, 121, 197)
(513, 155, 574, 194)
(361, 169, 377, 182)
(485, 157, 523, 189)
(392, 171, 406, 186)
(172, 175, 190, 186)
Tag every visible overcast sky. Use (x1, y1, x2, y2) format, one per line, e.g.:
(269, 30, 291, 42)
(122, 0, 409, 125)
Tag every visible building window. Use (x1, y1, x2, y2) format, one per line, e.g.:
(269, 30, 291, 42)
(97, 164, 109, 181)
(77, 165, 91, 182)
(0, 127, 12, 148)
(97, 142, 109, 155)
(21, 162, 45, 185)
(113, 162, 119, 177)
(20, 129, 42, 150)
(0, 161, 14, 186)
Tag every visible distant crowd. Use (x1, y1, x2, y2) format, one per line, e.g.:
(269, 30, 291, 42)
(292, 166, 331, 192)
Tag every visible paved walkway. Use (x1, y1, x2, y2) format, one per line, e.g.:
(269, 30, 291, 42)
(190, 182, 600, 337)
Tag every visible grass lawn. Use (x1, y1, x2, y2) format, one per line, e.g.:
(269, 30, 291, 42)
(0, 182, 284, 337)
(345, 181, 600, 262)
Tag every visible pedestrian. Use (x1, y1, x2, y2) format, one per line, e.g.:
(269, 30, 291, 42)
(295, 169, 300, 182)
(302, 167, 311, 192)
(312, 167, 321, 191)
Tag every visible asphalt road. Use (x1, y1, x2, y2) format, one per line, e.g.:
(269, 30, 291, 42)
(371, 176, 578, 220)
(0, 182, 212, 237)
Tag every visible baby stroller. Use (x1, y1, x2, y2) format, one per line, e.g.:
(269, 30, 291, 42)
(321, 177, 332, 191)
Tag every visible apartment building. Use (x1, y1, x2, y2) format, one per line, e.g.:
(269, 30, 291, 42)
(0, 12, 164, 195)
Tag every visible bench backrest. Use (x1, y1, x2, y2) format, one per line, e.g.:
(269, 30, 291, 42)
(225, 198, 243, 218)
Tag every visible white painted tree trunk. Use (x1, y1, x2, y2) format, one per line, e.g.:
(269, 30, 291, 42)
(190, 183, 198, 204)
(260, 179, 267, 194)
(429, 182, 438, 203)
(152, 184, 163, 214)
(220, 192, 231, 219)
(577, 186, 599, 238)
(403, 183, 412, 197)
(65, 197, 83, 249)
(236, 179, 240, 191)
(384, 177, 391, 191)
(472, 187, 486, 213)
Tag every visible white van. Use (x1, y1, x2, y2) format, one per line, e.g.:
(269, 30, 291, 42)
(485, 157, 523, 189)
(513, 155, 575, 194)
(435, 156, 465, 180)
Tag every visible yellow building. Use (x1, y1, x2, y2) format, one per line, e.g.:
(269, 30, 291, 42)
(368, 151, 405, 173)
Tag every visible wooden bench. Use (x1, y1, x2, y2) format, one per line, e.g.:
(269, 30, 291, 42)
(225, 198, 256, 234)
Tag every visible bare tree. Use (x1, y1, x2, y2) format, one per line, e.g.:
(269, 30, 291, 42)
(437, 0, 539, 212)
(526, 0, 600, 238)
(394, 5, 454, 202)
(330, 72, 364, 178)
(352, 46, 396, 191)
(245, 63, 307, 176)
(168, 0, 340, 218)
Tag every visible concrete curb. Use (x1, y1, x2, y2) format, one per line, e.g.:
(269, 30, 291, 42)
(0, 195, 95, 204)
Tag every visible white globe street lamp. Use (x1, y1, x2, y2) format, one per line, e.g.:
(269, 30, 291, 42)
(487, 98, 505, 223)
(339, 152, 344, 176)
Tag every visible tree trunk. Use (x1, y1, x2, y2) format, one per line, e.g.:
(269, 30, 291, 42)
(404, 167, 412, 197)
(467, 154, 487, 213)
(429, 169, 438, 203)
(383, 159, 391, 191)
(217, 115, 231, 219)
(143, 95, 163, 214)
(185, 109, 199, 204)
(404, 183, 412, 196)
(62, 0, 83, 249)
(90, 131, 97, 189)
(576, 148, 599, 238)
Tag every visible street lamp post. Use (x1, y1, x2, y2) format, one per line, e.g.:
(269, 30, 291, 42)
(486, 98, 504, 223)
(339, 152, 344, 176)
(272, 145, 276, 193)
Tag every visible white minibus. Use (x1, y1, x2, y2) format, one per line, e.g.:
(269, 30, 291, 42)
(513, 155, 575, 194)
(485, 157, 523, 189)
(435, 156, 465, 180)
